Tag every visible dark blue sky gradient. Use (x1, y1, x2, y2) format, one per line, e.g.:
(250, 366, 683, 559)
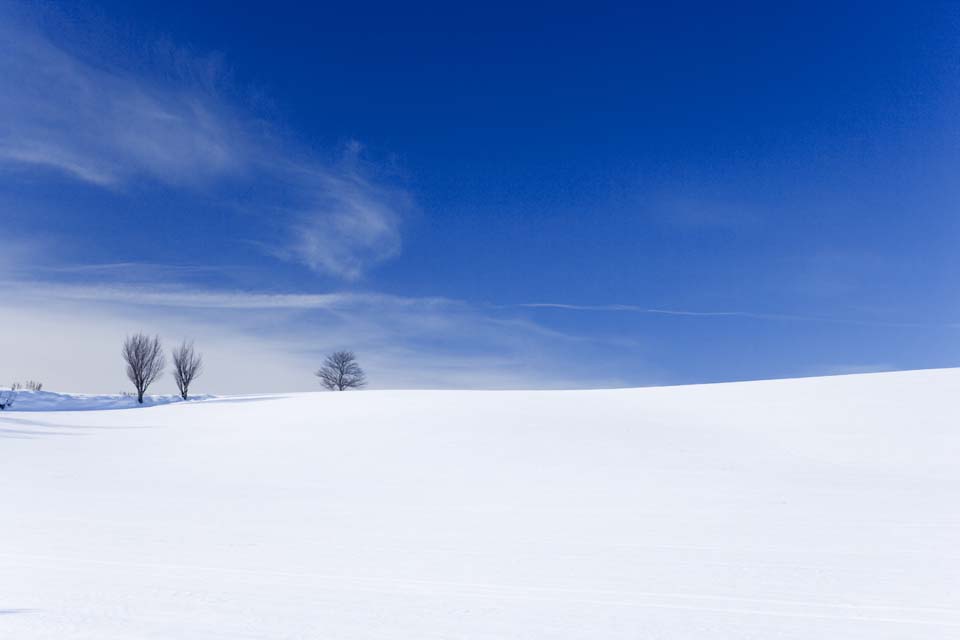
(4, 1, 960, 386)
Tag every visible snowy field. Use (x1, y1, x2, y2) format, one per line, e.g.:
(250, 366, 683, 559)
(2, 369, 958, 639)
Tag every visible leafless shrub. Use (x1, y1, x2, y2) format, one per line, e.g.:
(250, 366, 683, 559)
(172, 340, 203, 400)
(10, 381, 42, 391)
(315, 351, 367, 391)
(122, 333, 165, 404)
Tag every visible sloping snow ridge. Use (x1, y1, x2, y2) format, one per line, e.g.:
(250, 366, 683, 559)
(1, 369, 958, 638)
(1, 389, 214, 411)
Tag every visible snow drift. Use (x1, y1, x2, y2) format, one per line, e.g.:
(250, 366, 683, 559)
(0, 388, 213, 412)
(1, 369, 958, 638)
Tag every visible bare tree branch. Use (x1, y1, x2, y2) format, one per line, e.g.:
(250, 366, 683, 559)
(315, 351, 367, 391)
(172, 340, 203, 400)
(122, 333, 165, 404)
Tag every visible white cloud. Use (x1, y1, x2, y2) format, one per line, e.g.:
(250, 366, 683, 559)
(0, 279, 630, 393)
(1, 281, 447, 310)
(0, 21, 245, 187)
(280, 167, 407, 280)
(516, 303, 748, 317)
(0, 9, 406, 280)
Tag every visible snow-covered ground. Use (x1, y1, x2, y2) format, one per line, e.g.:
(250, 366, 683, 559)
(2, 369, 958, 638)
(0, 389, 212, 412)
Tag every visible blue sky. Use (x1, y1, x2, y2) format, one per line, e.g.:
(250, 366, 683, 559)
(2, 1, 959, 392)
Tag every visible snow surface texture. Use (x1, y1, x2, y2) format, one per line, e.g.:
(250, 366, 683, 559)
(2, 369, 958, 639)
(1, 389, 213, 412)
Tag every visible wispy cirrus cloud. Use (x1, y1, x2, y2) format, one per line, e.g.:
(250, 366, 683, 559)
(272, 156, 409, 280)
(0, 276, 635, 392)
(0, 8, 406, 280)
(516, 303, 748, 317)
(0, 18, 246, 187)
(2, 280, 450, 311)
(2, 257, 946, 392)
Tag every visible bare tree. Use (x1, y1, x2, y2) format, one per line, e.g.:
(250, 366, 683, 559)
(172, 340, 203, 400)
(122, 333, 165, 404)
(315, 351, 367, 391)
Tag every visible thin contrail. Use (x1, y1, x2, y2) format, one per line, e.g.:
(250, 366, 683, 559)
(513, 303, 959, 329)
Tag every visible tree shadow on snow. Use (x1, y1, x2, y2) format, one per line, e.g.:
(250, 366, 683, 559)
(0, 415, 157, 429)
(0, 416, 160, 438)
(0, 426, 84, 439)
(200, 396, 289, 405)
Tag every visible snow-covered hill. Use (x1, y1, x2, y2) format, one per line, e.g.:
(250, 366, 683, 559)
(2, 369, 958, 638)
